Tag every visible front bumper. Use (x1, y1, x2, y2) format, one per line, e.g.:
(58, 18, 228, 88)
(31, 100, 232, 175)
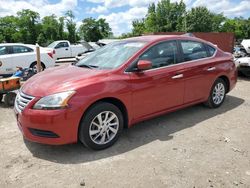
(14, 102, 82, 145)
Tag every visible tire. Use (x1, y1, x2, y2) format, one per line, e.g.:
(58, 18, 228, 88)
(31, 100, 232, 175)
(204, 78, 227, 108)
(241, 69, 250, 77)
(0, 94, 3, 102)
(30, 62, 45, 73)
(79, 102, 124, 150)
(4, 92, 17, 106)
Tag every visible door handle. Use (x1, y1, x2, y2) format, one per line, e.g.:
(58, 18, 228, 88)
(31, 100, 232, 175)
(65, 48, 68, 51)
(207, 67, 216, 71)
(172, 74, 183, 79)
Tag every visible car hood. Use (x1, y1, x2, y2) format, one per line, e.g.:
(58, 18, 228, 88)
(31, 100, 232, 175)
(21, 65, 110, 97)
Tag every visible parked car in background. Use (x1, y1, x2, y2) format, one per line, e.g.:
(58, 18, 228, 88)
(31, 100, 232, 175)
(241, 39, 250, 55)
(76, 40, 120, 61)
(0, 43, 55, 77)
(235, 57, 250, 77)
(15, 35, 237, 150)
(48, 40, 87, 59)
(76, 42, 101, 61)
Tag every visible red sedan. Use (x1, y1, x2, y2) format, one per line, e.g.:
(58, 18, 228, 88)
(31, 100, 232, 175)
(14, 35, 237, 150)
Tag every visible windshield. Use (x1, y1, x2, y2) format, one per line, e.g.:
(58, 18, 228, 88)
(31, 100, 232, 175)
(76, 41, 146, 69)
(47, 41, 57, 48)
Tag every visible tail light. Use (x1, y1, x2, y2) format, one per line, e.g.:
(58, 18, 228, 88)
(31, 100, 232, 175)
(48, 50, 55, 59)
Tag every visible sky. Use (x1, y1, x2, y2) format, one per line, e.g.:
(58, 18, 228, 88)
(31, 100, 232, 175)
(0, 0, 250, 36)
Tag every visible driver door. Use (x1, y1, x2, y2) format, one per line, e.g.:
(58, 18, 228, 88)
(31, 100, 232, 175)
(55, 42, 71, 58)
(129, 41, 185, 120)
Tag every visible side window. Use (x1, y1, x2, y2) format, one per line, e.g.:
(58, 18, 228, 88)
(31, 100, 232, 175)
(12, 46, 33, 54)
(180, 41, 208, 61)
(140, 41, 178, 69)
(0, 46, 8, 55)
(56, 42, 69, 48)
(207, 45, 216, 57)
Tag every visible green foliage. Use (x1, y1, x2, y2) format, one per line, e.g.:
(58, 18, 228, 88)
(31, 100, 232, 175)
(0, 9, 92, 46)
(132, 19, 146, 36)
(144, 0, 186, 32)
(78, 17, 112, 42)
(65, 10, 78, 43)
(221, 17, 250, 39)
(0, 16, 20, 42)
(17, 9, 40, 44)
(128, 0, 249, 39)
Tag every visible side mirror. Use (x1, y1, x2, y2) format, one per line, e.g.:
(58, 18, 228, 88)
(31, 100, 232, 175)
(137, 60, 152, 71)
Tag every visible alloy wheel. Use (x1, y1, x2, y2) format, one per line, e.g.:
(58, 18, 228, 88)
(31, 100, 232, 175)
(89, 111, 119, 145)
(212, 82, 225, 105)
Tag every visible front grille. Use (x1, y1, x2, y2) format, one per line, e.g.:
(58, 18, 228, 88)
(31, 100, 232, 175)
(15, 91, 34, 113)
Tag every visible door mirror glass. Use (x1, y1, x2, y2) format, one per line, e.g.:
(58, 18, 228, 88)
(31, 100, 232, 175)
(137, 60, 152, 71)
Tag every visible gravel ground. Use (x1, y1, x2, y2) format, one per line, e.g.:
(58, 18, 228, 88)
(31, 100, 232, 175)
(0, 77, 250, 188)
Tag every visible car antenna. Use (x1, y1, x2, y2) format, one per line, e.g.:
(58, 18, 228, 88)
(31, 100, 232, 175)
(181, 33, 195, 37)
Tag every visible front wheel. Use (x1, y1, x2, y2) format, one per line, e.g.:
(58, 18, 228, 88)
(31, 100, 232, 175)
(205, 78, 226, 108)
(4, 92, 17, 106)
(79, 102, 124, 150)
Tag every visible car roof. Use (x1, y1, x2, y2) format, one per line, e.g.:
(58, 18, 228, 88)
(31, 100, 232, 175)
(0, 43, 35, 48)
(122, 35, 217, 49)
(123, 35, 208, 43)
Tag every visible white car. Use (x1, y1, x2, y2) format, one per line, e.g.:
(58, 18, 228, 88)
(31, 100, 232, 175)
(235, 57, 250, 77)
(0, 43, 55, 76)
(47, 40, 87, 59)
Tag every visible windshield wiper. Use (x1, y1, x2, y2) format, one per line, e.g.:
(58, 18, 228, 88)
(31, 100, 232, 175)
(77, 64, 99, 69)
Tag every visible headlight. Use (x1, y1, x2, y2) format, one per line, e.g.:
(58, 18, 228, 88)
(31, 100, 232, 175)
(33, 91, 75, 110)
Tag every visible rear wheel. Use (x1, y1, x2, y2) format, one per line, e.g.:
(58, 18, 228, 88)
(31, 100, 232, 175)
(205, 78, 226, 108)
(79, 102, 124, 150)
(30, 62, 45, 73)
(4, 92, 16, 106)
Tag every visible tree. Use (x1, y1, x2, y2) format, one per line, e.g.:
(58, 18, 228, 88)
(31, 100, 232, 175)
(17, 9, 40, 44)
(37, 33, 47, 46)
(97, 18, 112, 38)
(58, 16, 67, 40)
(41, 15, 59, 41)
(65, 11, 78, 43)
(221, 17, 250, 39)
(211, 13, 225, 32)
(185, 7, 214, 32)
(144, 0, 186, 33)
(132, 19, 146, 36)
(144, 3, 158, 32)
(0, 16, 20, 42)
(79, 18, 112, 42)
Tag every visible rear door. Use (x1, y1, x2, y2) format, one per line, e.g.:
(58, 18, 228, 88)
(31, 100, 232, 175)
(55, 42, 71, 58)
(10, 45, 35, 70)
(0, 46, 13, 75)
(177, 40, 217, 104)
(129, 40, 185, 120)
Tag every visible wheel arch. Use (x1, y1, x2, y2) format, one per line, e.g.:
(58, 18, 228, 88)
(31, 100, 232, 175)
(30, 61, 46, 69)
(79, 97, 129, 130)
(217, 75, 230, 93)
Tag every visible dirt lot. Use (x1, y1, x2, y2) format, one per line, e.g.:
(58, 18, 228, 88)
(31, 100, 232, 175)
(0, 77, 250, 188)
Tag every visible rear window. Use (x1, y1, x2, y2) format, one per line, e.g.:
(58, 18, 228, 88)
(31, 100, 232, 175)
(12, 46, 33, 54)
(180, 41, 208, 61)
(207, 45, 216, 57)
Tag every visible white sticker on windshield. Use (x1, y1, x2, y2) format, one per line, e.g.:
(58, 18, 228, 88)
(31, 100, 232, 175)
(124, 43, 145, 48)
